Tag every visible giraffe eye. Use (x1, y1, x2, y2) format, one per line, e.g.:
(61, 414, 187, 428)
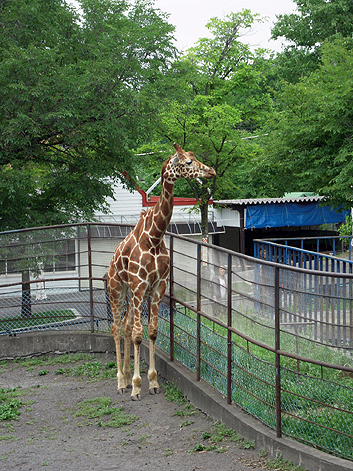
(186, 159, 192, 165)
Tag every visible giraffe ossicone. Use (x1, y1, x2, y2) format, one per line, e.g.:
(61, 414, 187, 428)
(107, 143, 216, 400)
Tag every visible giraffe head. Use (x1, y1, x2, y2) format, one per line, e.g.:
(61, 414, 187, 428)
(161, 143, 216, 184)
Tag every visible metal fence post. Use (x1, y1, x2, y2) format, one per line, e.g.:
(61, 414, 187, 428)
(87, 224, 94, 333)
(196, 243, 201, 381)
(227, 253, 232, 405)
(169, 235, 174, 362)
(275, 265, 282, 437)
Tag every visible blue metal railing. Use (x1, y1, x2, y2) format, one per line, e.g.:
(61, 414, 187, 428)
(254, 235, 353, 273)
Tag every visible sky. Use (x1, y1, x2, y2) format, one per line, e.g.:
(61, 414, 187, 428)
(70, 0, 297, 53)
(154, 0, 297, 52)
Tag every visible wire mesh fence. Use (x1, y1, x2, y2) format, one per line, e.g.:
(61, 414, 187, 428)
(1, 223, 353, 461)
(166, 234, 353, 461)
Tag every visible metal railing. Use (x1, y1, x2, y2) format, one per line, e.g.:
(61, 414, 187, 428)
(0, 224, 353, 461)
(254, 235, 353, 269)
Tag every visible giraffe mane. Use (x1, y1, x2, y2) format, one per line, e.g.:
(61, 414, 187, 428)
(160, 157, 171, 185)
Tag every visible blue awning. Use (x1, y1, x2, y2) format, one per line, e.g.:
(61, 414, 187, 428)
(245, 203, 349, 229)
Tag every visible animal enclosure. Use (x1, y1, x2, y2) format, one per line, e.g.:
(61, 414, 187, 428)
(0, 223, 353, 461)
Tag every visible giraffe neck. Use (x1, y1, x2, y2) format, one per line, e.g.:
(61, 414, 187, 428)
(148, 180, 175, 245)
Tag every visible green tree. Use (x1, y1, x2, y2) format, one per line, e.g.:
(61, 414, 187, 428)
(0, 0, 176, 231)
(256, 39, 353, 208)
(271, 0, 353, 82)
(138, 10, 272, 238)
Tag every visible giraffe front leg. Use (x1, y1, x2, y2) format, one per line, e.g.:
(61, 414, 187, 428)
(131, 309, 144, 401)
(111, 322, 125, 394)
(121, 332, 132, 391)
(108, 274, 127, 396)
(131, 339, 142, 401)
(147, 288, 165, 395)
(148, 337, 159, 395)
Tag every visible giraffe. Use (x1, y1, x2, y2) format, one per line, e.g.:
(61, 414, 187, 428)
(107, 143, 216, 400)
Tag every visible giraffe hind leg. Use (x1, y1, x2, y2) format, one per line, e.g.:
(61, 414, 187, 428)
(130, 288, 147, 401)
(121, 294, 133, 391)
(109, 275, 131, 394)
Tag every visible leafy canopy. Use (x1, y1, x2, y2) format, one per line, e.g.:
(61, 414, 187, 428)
(271, 0, 353, 82)
(256, 39, 353, 208)
(0, 0, 176, 231)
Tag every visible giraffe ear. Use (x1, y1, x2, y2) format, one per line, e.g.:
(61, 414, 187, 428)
(173, 142, 184, 156)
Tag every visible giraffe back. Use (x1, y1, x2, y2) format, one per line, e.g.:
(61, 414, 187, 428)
(110, 207, 170, 292)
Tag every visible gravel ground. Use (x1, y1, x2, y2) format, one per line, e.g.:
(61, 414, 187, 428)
(0, 352, 278, 471)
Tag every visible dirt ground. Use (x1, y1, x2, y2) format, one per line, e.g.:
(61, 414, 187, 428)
(0, 352, 275, 471)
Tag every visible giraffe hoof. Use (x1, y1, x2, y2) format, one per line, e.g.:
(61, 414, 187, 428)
(131, 394, 141, 401)
(149, 387, 160, 395)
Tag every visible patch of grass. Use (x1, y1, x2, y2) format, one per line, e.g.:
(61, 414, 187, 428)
(174, 408, 196, 417)
(0, 449, 15, 460)
(54, 368, 72, 375)
(265, 455, 308, 471)
(188, 443, 218, 453)
(194, 421, 255, 454)
(2, 355, 147, 386)
(99, 412, 138, 429)
(173, 403, 196, 417)
(0, 399, 22, 421)
(0, 434, 17, 441)
(0, 388, 24, 422)
(0, 310, 76, 331)
(71, 360, 119, 381)
(179, 420, 194, 428)
(189, 421, 255, 454)
(210, 421, 255, 449)
(73, 397, 138, 428)
(74, 397, 116, 419)
(164, 383, 187, 404)
(13, 353, 92, 369)
(8, 354, 116, 381)
(38, 370, 49, 376)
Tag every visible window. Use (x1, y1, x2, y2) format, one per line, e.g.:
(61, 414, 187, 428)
(44, 239, 76, 272)
(0, 253, 21, 275)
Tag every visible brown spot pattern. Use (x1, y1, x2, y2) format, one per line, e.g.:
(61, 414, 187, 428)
(107, 143, 215, 400)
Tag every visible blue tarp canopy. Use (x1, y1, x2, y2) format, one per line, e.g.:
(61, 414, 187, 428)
(245, 203, 349, 230)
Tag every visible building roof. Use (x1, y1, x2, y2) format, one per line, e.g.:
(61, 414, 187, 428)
(213, 196, 325, 207)
(213, 195, 349, 230)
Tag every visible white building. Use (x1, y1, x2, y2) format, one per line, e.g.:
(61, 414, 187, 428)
(94, 181, 222, 236)
(0, 181, 223, 295)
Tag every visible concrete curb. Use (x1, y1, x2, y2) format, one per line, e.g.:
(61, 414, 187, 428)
(1, 331, 352, 471)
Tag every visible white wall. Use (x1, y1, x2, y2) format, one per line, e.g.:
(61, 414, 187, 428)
(95, 180, 208, 227)
(94, 182, 143, 222)
(214, 207, 240, 227)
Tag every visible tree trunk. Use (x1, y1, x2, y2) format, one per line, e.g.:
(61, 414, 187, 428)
(21, 269, 32, 318)
(200, 194, 210, 242)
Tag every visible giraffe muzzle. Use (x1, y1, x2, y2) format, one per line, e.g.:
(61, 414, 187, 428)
(203, 166, 216, 179)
